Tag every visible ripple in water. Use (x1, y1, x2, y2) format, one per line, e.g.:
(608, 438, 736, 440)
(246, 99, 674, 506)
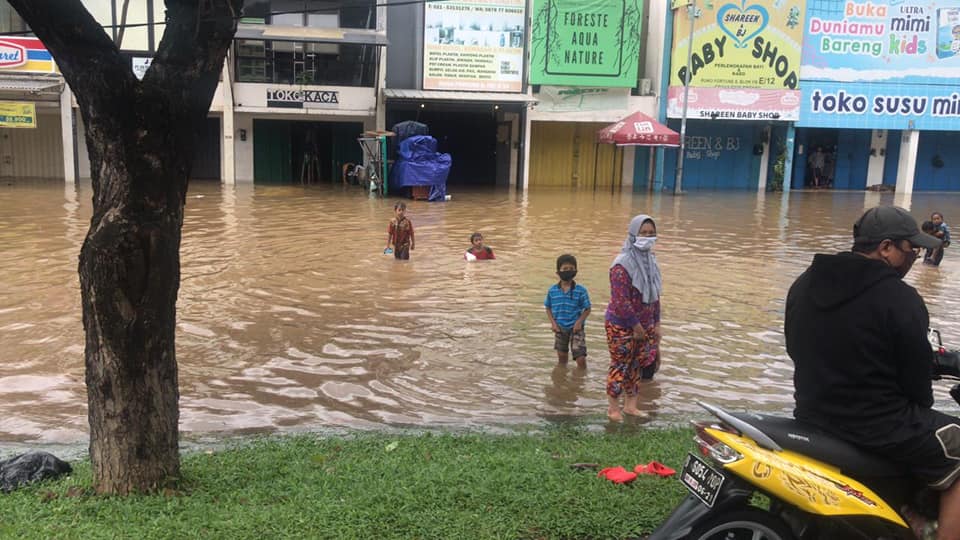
(1, 180, 959, 444)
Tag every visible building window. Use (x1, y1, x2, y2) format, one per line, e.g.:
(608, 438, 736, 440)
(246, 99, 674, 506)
(235, 39, 376, 87)
(241, 0, 376, 30)
(237, 40, 268, 82)
(0, 0, 28, 34)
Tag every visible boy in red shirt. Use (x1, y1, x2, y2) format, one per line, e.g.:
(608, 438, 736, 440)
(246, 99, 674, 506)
(464, 232, 495, 261)
(385, 202, 415, 260)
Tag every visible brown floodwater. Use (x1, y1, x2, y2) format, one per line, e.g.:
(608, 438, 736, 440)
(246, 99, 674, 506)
(2, 179, 959, 449)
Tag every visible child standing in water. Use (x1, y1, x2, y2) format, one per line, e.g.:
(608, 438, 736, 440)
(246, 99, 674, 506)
(385, 202, 415, 260)
(544, 254, 591, 369)
(924, 212, 950, 266)
(464, 232, 495, 261)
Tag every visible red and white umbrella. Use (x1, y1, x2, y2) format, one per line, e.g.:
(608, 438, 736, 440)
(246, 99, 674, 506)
(597, 111, 680, 147)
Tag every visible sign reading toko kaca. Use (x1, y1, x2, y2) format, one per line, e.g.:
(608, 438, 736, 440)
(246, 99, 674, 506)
(667, 0, 807, 120)
(266, 89, 340, 109)
(798, 0, 960, 130)
(529, 0, 644, 87)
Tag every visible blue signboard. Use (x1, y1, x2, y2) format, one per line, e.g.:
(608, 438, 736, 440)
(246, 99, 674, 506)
(799, 81, 960, 129)
(798, 0, 960, 129)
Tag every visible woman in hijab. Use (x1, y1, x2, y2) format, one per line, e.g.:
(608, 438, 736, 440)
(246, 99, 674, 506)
(605, 214, 662, 422)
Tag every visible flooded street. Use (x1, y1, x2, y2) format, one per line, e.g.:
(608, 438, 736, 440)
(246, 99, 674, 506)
(2, 180, 960, 446)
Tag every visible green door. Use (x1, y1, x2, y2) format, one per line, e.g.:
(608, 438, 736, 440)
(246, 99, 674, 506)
(254, 120, 292, 183)
(329, 122, 364, 181)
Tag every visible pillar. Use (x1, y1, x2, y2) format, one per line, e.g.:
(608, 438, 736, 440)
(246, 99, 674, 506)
(782, 123, 795, 193)
(220, 61, 235, 185)
(865, 129, 886, 188)
(895, 129, 919, 194)
(620, 147, 635, 190)
(521, 106, 531, 191)
(60, 84, 76, 183)
(757, 125, 771, 191)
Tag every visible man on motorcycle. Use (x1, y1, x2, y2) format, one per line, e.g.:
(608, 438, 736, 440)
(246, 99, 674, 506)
(785, 205, 960, 539)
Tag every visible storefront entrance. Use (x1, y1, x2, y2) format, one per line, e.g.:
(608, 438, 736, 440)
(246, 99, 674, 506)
(253, 119, 364, 184)
(529, 122, 622, 189)
(386, 103, 513, 188)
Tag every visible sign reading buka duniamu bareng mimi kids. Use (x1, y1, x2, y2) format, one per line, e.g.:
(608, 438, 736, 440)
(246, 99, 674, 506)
(798, 0, 960, 130)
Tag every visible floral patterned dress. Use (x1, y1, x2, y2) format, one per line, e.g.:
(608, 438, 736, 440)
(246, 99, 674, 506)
(604, 264, 661, 397)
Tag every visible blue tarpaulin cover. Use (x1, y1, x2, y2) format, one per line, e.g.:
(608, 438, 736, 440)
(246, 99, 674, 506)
(389, 135, 451, 202)
(391, 120, 429, 143)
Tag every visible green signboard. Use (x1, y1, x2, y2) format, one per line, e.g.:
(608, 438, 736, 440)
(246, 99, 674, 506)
(530, 0, 643, 87)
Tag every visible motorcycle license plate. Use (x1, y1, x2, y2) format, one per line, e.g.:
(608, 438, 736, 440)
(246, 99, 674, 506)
(680, 453, 725, 508)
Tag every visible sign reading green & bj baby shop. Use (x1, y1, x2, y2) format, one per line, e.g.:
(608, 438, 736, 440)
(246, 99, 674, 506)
(529, 0, 644, 87)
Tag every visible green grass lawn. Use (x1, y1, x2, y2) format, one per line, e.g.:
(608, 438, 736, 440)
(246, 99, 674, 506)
(0, 425, 693, 539)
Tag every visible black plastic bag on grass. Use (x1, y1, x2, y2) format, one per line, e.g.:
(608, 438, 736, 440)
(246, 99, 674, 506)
(0, 451, 72, 493)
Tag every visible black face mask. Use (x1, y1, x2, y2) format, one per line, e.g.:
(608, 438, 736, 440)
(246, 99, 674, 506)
(558, 270, 577, 282)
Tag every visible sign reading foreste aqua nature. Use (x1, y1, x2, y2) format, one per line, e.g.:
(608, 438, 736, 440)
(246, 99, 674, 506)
(667, 0, 807, 121)
(529, 0, 643, 87)
(798, 0, 960, 130)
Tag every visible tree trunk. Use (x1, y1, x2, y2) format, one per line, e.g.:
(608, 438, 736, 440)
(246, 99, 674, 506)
(9, 0, 241, 494)
(78, 101, 188, 494)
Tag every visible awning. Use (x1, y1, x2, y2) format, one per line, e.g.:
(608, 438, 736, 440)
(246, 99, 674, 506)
(0, 78, 63, 94)
(597, 111, 680, 147)
(384, 88, 537, 104)
(235, 23, 388, 46)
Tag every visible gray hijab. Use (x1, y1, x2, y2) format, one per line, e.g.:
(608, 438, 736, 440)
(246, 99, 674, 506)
(611, 214, 662, 303)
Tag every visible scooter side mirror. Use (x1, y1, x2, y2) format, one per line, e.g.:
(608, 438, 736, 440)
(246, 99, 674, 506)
(929, 329, 942, 348)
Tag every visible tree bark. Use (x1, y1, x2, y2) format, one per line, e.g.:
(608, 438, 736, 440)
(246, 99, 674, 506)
(9, 0, 241, 494)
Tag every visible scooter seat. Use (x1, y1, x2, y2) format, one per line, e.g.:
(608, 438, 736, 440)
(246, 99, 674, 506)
(729, 411, 905, 479)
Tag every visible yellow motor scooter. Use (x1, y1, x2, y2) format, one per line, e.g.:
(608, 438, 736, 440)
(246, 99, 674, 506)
(649, 337, 960, 540)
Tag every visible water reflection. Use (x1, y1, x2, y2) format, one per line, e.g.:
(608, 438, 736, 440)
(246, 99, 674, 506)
(543, 364, 588, 411)
(1, 180, 959, 445)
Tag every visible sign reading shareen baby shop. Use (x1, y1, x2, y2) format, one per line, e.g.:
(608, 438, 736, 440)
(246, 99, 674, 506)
(667, 0, 807, 120)
(530, 0, 643, 87)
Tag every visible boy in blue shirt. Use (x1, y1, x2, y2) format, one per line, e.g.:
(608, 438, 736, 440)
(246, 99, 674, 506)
(545, 254, 591, 369)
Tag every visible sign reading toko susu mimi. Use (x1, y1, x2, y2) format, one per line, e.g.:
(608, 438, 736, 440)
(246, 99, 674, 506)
(798, 0, 960, 130)
(529, 0, 644, 87)
(667, 0, 807, 120)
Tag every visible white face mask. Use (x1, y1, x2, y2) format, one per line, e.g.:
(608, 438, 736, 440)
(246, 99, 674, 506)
(633, 236, 657, 251)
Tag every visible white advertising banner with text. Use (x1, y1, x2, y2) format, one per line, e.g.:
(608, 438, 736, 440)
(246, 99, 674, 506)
(423, 0, 525, 92)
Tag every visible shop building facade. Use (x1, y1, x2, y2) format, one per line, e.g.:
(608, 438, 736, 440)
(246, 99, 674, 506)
(7, 0, 387, 185)
(657, 0, 807, 191)
(12, 0, 958, 192)
(0, 5, 72, 181)
(526, 0, 658, 191)
(384, 0, 529, 189)
(795, 0, 960, 193)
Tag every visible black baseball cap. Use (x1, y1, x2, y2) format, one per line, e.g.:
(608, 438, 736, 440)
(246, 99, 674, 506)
(853, 206, 941, 250)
